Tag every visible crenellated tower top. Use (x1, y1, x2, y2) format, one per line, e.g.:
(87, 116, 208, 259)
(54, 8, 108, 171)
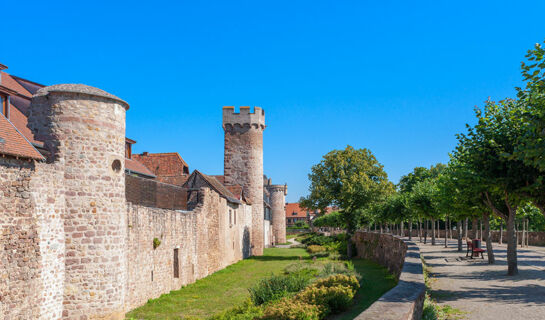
(222, 106, 265, 131)
(267, 184, 288, 196)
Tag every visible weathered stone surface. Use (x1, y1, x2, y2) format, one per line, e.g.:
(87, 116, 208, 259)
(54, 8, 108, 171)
(353, 232, 426, 320)
(223, 106, 265, 256)
(267, 184, 287, 244)
(1, 88, 274, 319)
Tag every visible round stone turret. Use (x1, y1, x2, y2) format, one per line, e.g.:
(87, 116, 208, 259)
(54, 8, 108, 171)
(223, 106, 265, 256)
(29, 84, 128, 319)
(267, 184, 287, 244)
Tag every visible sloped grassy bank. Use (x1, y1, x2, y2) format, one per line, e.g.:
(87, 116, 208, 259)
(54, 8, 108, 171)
(126, 234, 395, 320)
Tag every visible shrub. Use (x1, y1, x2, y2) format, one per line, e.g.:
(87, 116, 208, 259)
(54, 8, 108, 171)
(309, 251, 330, 259)
(328, 252, 341, 260)
(301, 234, 335, 246)
(208, 299, 263, 320)
(261, 297, 325, 320)
(153, 237, 161, 249)
(283, 263, 319, 278)
(306, 245, 326, 254)
(312, 274, 360, 292)
(249, 274, 311, 305)
(296, 284, 354, 314)
(318, 262, 361, 280)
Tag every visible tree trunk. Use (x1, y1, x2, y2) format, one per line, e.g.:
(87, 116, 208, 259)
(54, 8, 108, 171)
(419, 220, 422, 242)
(431, 218, 436, 245)
(457, 221, 463, 252)
(522, 219, 526, 247)
(525, 219, 528, 247)
(472, 218, 478, 239)
(409, 220, 413, 241)
(506, 210, 518, 276)
(444, 219, 448, 248)
(424, 220, 428, 244)
(347, 235, 354, 258)
(464, 218, 468, 239)
(483, 213, 495, 264)
(480, 219, 483, 240)
(400, 221, 404, 237)
(500, 221, 503, 245)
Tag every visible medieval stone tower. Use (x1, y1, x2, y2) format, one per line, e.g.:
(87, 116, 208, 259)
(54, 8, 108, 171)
(267, 184, 287, 244)
(223, 106, 265, 256)
(29, 84, 128, 319)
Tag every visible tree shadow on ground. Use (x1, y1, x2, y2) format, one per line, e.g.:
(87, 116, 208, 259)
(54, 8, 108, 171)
(430, 283, 545, 305)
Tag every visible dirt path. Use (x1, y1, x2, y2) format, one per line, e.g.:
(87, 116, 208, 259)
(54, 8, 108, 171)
(417, 239, 545, 320)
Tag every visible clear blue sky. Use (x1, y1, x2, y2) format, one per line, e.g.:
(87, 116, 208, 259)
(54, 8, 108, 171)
(5, 1, 545, 202)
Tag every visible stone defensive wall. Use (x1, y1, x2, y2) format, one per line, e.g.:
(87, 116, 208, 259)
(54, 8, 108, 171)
(0, 84, 258, 319)
(352, 232, 426, 320)
(126, 187, 252, 310)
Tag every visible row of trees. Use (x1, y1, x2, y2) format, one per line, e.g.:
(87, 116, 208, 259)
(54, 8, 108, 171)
(302, 40, 545, 275)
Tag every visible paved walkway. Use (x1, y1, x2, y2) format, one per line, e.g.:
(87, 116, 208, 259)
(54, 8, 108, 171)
(416, 238, 545, 320)
(275, 237, 301, 248)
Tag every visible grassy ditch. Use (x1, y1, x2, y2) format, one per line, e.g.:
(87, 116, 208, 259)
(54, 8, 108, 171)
(126, 233, 396, 320)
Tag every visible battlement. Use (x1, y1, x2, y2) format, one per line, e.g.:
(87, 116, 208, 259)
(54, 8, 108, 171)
(267, 184, 288, 196)
(223, 106, 265, 130)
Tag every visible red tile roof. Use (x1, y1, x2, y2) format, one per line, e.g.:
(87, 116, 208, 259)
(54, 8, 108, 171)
(285, 203, 338, 219)
(132, 152, 189, 186)
(125, 158, 156, 178)
(0, 71, 32, 98)
(285, 203, 313, 219)
(0, 113, 44, 160)
(133, 153, 188, 173)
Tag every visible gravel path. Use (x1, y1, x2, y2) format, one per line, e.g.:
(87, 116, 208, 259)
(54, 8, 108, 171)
(416, 239, 545, 320)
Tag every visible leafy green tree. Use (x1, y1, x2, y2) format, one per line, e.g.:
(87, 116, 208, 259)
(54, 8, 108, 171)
(453, 98, 536, 275)
(312, 211, 345, 229)
(409, 179, 441, 245)
(300, 146, 393, 257)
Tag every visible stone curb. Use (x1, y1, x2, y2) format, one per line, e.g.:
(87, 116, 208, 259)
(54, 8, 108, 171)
(354, 233, 426, 320)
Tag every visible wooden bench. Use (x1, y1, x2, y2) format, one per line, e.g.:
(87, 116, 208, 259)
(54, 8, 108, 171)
(466, 239, 486, 259)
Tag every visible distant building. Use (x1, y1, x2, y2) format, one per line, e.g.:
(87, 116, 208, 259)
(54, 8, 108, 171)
(285, 203, 338, 226)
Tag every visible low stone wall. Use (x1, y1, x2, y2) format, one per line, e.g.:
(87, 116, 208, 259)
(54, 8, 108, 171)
(353, 232, 426, 320)
(402, 229, 545, 246)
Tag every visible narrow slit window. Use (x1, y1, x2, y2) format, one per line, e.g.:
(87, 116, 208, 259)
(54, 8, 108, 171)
(173, 248, 179, 278)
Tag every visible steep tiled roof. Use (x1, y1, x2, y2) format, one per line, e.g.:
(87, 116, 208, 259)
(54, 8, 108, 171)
(8, 95, 41, 146)
(285, 203, 338, 218)
(184, 170, 241, 204)
(125, 158, 156, 178)
(0, 113, 44, 160)
(0, 72, 32, 98)
(132, 152, 188, 175)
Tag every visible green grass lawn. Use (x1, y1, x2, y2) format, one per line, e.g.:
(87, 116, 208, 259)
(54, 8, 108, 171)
(331, 259, 397, 320)
(125, 248, 396, 320)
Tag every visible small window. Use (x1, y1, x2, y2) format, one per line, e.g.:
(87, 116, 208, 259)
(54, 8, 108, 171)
(234, 210, 237, 224)
(292, 212, 297, 216)
(173, 248, 179, 278)
(125, 142, 132, 159)
(1, 94, 8, 118)
(229, 210, 232, 226)
(151, 270, 154, 282)
(183, 166, 189, 175)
